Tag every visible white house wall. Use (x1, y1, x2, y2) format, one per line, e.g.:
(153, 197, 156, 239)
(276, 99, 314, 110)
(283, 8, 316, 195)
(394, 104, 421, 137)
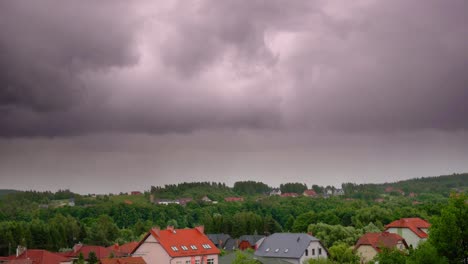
(386, 228, 426, 248)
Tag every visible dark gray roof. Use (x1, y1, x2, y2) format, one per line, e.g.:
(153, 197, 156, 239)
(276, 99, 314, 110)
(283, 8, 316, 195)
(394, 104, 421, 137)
(255, 233, 320, 259)
(239, 235, 265, 245)
(207, 233, 232, 248)
(223, 238, 238, 251)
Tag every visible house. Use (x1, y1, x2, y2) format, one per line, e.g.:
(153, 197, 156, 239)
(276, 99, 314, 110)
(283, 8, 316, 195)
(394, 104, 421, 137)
(238, 235, 265, 250)
(385, 218, 430, 248)
(178, 198, 193, 206)
(222, 238, 238, 251)
(270, 188, 282, 196)
(255, 233, 329, 264)
(201, 196, 212, 203)
(281, 193, 298, 198)
(100, 257, 146, 264)
(207, 234, 232, 249)
(131, 191, 143, 196)
(354, 232, 408, 263)
(333, 189, 344, 196)
(7, 249, 72, 264)
(156, 199, 180, 205)
(132, 226, 220, 264)
(108, 242, 139, 257)
(62, 244, 117, 260)
(224, 197, 244, 202)
(303, 190, 318, 197)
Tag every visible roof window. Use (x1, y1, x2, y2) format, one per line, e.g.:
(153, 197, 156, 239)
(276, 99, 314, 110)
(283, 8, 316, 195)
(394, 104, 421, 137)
(190, 245, 198, 250)
(171, 246, 179, 251)
(275, 248, 279, 253)
(284, 249, 289, 253)
(265, 248, 270, 252)
(181, 246, 188, 251)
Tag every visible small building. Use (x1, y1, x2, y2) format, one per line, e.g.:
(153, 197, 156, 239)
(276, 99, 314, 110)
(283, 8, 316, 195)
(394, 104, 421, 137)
(255, 233, 329, 264)
(207, 234, 232, 249)
(156, 199, 180, 205)
(270, 188, 282, 196)
(238, 235, 265, 250)
(354, 232, 408, 263)
(8, 249, 72, 264)
(385, 218, 430, 248)
(303, 190, 318, 197)
(100, 257, 146, 264)
(62, 244, 117, 260)
(107, 242, 139, 257)
(131, 191, 143, 196)
(333, 189, 344, 196)
(178, 197, 193, 206)
(132, 226, 220, 264)
(201, 196, 213, 203)
(224, 197, 244, 202)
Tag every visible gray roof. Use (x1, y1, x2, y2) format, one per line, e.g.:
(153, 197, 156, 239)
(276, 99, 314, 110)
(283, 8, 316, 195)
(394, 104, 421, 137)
(255, 233, 321, 259)
(207, 233, 232, 248)
(239, 235, 265, 245)
(223, 238, 238, 251)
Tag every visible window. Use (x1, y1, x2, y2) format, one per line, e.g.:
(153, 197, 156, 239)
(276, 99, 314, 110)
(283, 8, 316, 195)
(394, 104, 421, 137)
(265, 248, 270, 252)
(284, 249, 289, 253)
(185, 261, 191, 264)
(312, 249, 315, 256)
(171, 246, 179, 251)
(305, 249, 308, 256)
(319, 248, 322, 255)
(191, 245, 198, 250)
(274, 248, 279, 253)
(207, 259, 214, 264)
(176, 262, 181, 264)
(202, 244, 212, 249)
(195, 260, 200, 264)
(181, 246, 188, 251)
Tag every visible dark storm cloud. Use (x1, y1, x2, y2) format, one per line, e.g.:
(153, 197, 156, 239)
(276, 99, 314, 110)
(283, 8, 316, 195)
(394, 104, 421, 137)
(0, 0, 467, 137)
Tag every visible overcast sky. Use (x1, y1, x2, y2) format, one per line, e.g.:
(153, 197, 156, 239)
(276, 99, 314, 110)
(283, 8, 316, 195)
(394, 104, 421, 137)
(1, 0, 467, 194)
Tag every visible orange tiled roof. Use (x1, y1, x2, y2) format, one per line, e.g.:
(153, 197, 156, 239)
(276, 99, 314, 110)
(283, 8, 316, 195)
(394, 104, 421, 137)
(385, 218, 430, 238)
(133, 226, 220, 258)
(11, 250, 70, 264)
(355, 232, 407, 252)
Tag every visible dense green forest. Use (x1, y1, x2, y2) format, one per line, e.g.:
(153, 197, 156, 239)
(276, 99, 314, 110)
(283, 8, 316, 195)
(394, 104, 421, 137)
(0, 173, 466, 262)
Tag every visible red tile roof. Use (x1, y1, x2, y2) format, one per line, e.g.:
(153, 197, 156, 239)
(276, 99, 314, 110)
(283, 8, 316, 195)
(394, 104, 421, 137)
(65, 245, 118, 259)
(281, 193, 298, 197)
(10, 250, 70, 264)
(355, 232, 408, 252)
(108, 242, 139, 255)
(100, 257, 146, 264)
(133, 226, 220, 258)
(385, 218, 430, 238)
(303, 189, 317, 197)
(224, 197, 244, 202)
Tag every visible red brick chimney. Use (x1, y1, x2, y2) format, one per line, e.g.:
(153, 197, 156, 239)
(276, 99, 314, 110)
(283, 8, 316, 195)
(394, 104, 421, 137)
(152, 226, 161, 236)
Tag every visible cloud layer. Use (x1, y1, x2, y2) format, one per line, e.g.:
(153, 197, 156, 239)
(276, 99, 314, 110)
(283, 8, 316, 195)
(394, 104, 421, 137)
(1, 0, 467, 136)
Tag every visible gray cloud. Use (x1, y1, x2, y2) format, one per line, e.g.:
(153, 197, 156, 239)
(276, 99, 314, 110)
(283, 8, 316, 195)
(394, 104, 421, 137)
(0, 0, 467, 137)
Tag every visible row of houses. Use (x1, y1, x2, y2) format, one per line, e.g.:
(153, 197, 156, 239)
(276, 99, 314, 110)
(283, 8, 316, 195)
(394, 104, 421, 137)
(270, 189, 344, 198)
(0, 217, 430, 264)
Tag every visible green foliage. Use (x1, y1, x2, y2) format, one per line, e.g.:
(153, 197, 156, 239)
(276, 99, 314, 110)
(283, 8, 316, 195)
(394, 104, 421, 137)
(292, 212, 316, 232)
(429, 193, 467, 264)
(407, 241, 448, 264)
(233, 181, 271, 195)
(306, 258, 335, 264)
(280, 183, 307, 194)
(232, 251, 261, 264)
(87, 251, 98, 264)
(328, 243, 359, 264)
(308, 223, 362, 247)
(74, 252, 85, 264)
(373, 247, 407, 264)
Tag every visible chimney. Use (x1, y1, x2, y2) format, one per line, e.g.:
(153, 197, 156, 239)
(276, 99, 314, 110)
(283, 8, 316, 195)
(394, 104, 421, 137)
(152, 226, 161, 236)
(307, 232, 313, 236)
(16, 246, 26, 257)
(195, 225, 204, 234)
(167, 226, 175, 233)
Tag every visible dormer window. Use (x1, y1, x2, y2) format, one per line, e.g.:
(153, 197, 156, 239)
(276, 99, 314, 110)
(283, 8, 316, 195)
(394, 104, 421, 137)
(171, 246, 179, 251)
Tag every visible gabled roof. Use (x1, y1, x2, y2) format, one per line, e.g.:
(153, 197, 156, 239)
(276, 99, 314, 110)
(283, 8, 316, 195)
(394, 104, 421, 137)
(239, 235, 265, 245)
(303, 190, 317, 196)
(385, 218, 430, 238)
(108, 242, 139, 255)
(355, 232, 408, 252)
(133, 226, 220, 257)
(11, 250, 70, 264)
(207, 234, 232, 248)
(255, 233, 324, 259)
(100, 257, 146, 264)
(65, 245, 116, 259)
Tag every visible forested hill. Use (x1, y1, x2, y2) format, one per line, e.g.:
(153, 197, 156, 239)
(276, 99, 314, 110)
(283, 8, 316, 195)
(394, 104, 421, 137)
(0, 189, 19, 197)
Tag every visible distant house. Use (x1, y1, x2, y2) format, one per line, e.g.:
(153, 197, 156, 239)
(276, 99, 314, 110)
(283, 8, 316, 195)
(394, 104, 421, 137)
(207, 234, 232, 249)
(132, 226, 220, 264)
(156, 199, 180, 205)
(68, 198, 75, 207)
(238, 235, 265, 250)
(178, 197, 193, 206)
(124, 200, 133, 205)
(355, 232, 408, 263)
(100, 257, 146, 264)
(6, 249, 71, 264)
(281, 193, 298, 198)
(131, 191, 143, 196)
(107, 242, 139, 257)
(334, 189, 344, 196)
(270, 188, 282, 196)
(385, 218, 430, 248)
(224, 197, 244, 202)
(201, 196, 213, 203)
(303, 189, 318, 197)
(374, 198, 385, 203)
(255, 233, 329, 264)
(62, 244, 117, 260)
